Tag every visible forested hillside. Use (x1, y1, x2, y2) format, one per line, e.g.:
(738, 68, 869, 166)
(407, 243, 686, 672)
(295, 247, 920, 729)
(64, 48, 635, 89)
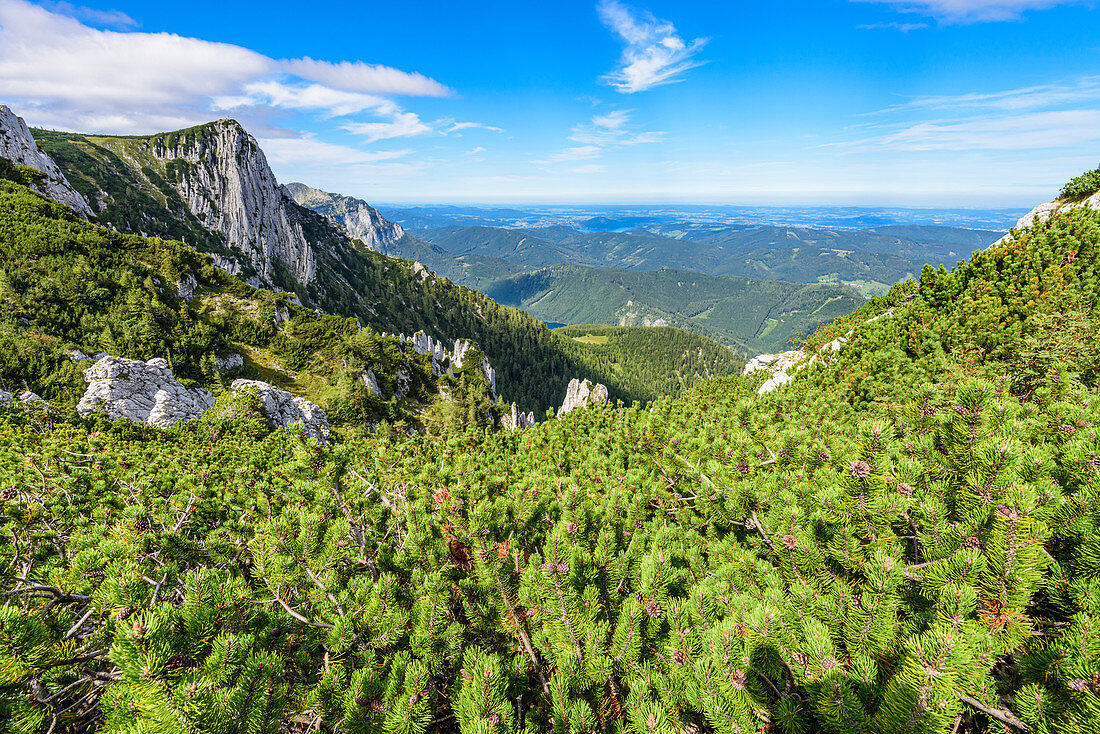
(1, 168, 1098, 733)
(552, 324, 744, 403)
(485, 263, 863, 354)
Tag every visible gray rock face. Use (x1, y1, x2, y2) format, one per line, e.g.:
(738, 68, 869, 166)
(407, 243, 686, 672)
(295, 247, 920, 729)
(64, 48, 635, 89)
(19, 390, 44, 404)
(229, 379, 329, 442)
(0, 105, 92, 218)
(993, 189, 1100, 248)
(0, 389, 12, 407)
(77, 356, 214, 428)
(558, 378, 609, 416)
(285, 182, 404, 253)
(176, 274, 198, 301)
(215, 353, 244, 372)
(395, 331, 499, 402)
(135, 120, 319, 289)
(501, 402, 536, 430)
(362, 369, 383, 397)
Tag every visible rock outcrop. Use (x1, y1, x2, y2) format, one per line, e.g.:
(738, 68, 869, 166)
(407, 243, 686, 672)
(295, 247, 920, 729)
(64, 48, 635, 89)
(393, 331, 498, 401)
(133, 120, 321, 288)
(993, 188, 1100, 248)
(76, 356, 214, 428)
(558, 378, 609, 416)
(0, 389, 11, 407)
(0, 105, 92, 217)
(285, 182, 405, 253)
(215, 353, 244, 372)
(229, 379, 329, 442)
(501, 402, 536, 430)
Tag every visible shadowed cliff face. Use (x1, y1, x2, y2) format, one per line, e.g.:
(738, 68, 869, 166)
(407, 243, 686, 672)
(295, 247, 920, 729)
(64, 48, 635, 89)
(0, 104, 92, 218)
(286, 181, 405, 253)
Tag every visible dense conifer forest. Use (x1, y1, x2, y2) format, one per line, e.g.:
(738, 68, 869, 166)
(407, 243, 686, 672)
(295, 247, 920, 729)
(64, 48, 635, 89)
(2, 147, 1100, 734)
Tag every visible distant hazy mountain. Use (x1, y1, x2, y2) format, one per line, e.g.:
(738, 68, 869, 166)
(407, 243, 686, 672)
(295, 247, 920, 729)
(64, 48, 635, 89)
(413, 221, 1003, 295)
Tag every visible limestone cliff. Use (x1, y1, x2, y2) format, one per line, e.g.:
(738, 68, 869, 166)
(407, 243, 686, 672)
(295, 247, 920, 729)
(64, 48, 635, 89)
(0, 105, 92, 217)
(286, 182, 404, 253)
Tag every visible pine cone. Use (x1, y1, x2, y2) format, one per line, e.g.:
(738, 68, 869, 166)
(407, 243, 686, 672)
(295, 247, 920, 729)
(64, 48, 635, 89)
(134, 517, 151, 533)
(645, 600, 661, 618)
(83, 568, 104, 579)
(792, 652, 808, 666)
(0, 487, 16, 501)
(896, 483, 914, 497)
(355, 695, 369, 707)
(730, 670, 747, 690)
(567, 522, 578, 536)
(487, 713, 501, 725)
(736, 461, 750, 474)
(672, 649, 688, 666)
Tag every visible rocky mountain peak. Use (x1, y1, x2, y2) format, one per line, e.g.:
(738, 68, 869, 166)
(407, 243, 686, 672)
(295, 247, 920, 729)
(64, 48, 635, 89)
(0, 104, 92, 217)
(135, 120, 320, 289)
(286, 182, 405, 252)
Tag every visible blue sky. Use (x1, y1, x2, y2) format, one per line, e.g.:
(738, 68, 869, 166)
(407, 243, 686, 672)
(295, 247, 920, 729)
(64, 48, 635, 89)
(1, 0, 1098, 205)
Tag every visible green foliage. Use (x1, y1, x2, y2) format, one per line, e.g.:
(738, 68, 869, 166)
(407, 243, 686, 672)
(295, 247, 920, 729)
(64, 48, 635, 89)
(4, 151, 1100, 733)
(32, 128, 614, 413)
(553, 324, 744, 403)
(1059, 164, 1100, 201)
(485, 264, 863, 354)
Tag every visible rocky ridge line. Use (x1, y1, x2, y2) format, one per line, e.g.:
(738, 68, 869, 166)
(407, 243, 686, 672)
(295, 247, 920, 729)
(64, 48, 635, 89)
(0, 104, 92, 217)
(285, 182, 405, 253)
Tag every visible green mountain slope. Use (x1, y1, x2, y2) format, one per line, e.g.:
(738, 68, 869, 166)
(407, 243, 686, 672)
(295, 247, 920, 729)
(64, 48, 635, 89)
(1, 183, 1098, 733)
(484, 263, 864, 354)
(552, 324, 744, 403)
(30, 123, 595, 413)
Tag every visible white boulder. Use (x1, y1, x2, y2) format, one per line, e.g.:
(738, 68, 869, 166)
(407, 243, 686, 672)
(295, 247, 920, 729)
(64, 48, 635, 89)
(229, 379, 329, 442)
(77, 356, 214, 428)
(559, 378, 609, 416)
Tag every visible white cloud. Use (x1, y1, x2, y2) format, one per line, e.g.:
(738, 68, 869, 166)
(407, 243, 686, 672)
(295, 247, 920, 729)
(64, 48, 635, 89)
(445, 121, 504, 134)
(0, 0, 453, 137)
(215, 81, 400, 118)
(569, 110, 665, 146)
(281, 57, 450, 97)
(833, 109, 1100, 152)
(853, 0, 1085, 23)
(258, 135, 413, 166)
(874, 110, 1100, 150)
(571, 164, 607, 174)
(544, 145, 603, 162)
(342, 113, 434, 143)
(857, 21, 930, 30)
(597, 0, 708, 93)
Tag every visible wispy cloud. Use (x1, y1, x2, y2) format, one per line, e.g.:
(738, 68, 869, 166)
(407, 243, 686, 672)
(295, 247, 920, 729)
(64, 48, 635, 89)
(597, 0, 708, 93)
(444, 121, 504, 134)
(838, 109, 1100, 151)
(857, 21, 930, 30)
(852, 0, 1086, 23)
(281, 57, 450, 97)
(38, 0, 137, 29)
(569, 109, 665, 146)
(536, 110, 664, 165)
(870, 77, 1100, 113)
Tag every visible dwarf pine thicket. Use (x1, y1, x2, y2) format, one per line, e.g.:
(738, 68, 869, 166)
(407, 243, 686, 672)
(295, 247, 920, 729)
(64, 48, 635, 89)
(1, 166, 1100, 733)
